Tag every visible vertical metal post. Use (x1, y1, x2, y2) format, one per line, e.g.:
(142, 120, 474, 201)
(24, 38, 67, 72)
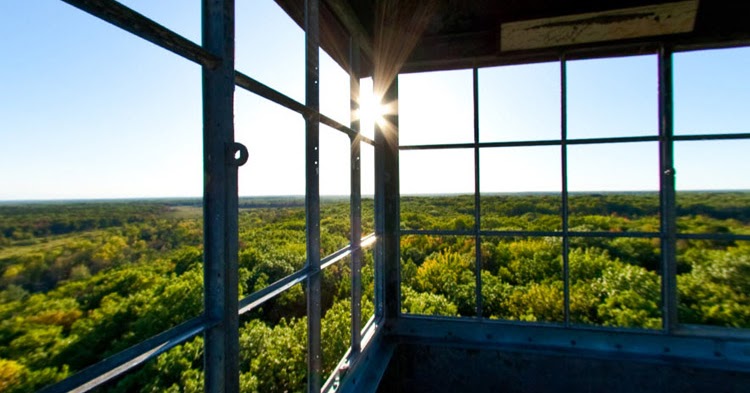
(561, 56, 571, 326)
(201, 0, 238, 392)
(375, 78, 400, 322)
(304, 0, 322, 391)
(659, 46, 678, 333)
(349, 39, 363, 353)
(473, 68, 483, 318)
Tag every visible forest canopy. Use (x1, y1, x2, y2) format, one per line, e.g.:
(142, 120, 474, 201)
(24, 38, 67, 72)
(0, 192, 748, 392)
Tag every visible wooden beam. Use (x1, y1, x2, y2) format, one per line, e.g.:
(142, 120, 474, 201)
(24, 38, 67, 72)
(324, 0, 374, 59)
(501, 0, 699, 52)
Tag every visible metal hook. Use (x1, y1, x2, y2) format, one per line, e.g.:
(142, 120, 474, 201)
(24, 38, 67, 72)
(228, 142, 249, 167)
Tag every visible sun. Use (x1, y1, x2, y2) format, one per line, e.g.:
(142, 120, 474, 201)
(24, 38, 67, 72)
(356, 88, 388, 130)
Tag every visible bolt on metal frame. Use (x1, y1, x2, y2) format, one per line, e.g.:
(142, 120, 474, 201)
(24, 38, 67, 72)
(41, 1, 379, 393)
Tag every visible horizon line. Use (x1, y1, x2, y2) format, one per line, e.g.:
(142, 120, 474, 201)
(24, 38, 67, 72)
(2, 189, 750, 204)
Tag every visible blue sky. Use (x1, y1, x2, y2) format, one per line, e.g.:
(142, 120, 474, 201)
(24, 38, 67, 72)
(1, 1, 748, 200)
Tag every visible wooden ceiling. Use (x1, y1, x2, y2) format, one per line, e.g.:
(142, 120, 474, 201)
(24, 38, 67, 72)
(274, 0, 750, 76)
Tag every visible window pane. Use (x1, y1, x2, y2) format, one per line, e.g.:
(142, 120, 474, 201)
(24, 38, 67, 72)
(116, 0, 200, 43)
(479, 62, 561, 142)
(400, 149, 475, 230)
(359, 77, 376, 141)
(481, 237, 564, 322)
(321, 256, 352, 376)
(320, 126, 351, 254)
(320, 51, 351, 127)
(361, 143, 375, 234)
(570, 237, 662, 329)
(567, 55, 658, 139)
(401, 235, 476, 317)
(674, 47, 750, 135)
(480, 146, 562, 231)
(240, 283, 309, 392)
(568, 143, 660, 233)
(678, 241, 750, 328)
(399, 70, 474, 145)
(236, 0, 304, 102)
(236, 90, 305, 197)
(675, 140, 750, 235)
(238, 201, 306, 294)
(0, 4, 204, 389)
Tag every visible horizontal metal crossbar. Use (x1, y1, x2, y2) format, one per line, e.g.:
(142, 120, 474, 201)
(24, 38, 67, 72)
(673, 132, 750, 141)
(399, 132, 750, 151)
(238, 269, 310, 315)
(676, 233, 750, 241)
(39, 316, 215, 393)
(61, 0, 218, 68)
(235, 71, 376, 146)
(402, 229, 750, 241)
(238, 233, 377, 315)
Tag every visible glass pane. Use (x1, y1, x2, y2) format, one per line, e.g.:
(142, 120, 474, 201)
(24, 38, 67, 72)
(116, 0, 200, 43)
(481, 237, 563, 322)
(321, 256, 352, 376)
(400, 149, 475, 230)
(479, 62, 561, 142)
(675, 140, 750, 235)
(674, 47, 750, 135)
(361, 143, 375, 234)
(401, 235, 476, 317)
(480, 146, 562, 231)
(320, 50, 351, 127)
(236, 0, 304, 102)
(236, 90, 305, 197)
(399, 70, 474, 145)
(363, 246, 376, 325)
(568, 143, 660, 233)
(677, 240, 750, 328)
(238, 202, 306, 295)
(320, 126, 351, 254)
(567, 55, 658, 139)
(0, 4, 204, 390)
(358, 77, 376, 141)
(240, 283, 309, 392)
(570, 237, 662, 329)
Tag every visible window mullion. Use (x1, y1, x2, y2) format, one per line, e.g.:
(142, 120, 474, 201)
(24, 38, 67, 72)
(659, 45, 678, 333)
(561, 55, 571, 327)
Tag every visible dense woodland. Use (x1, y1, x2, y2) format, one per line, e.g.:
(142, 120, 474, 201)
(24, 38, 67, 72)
(0, 192, 748, 392)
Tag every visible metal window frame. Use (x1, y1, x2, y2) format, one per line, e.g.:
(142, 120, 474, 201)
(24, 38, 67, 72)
(397, 45, 750, 338)
(41, 1, 379, 393)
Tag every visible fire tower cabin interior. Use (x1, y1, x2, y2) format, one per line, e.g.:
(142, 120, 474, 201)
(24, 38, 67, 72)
(35, 1, 750, 392)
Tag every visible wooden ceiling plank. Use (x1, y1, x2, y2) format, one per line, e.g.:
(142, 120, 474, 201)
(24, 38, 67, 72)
(501, 0, 699, 52)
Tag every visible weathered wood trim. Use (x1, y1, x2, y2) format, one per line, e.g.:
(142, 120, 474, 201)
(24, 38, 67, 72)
(501, 0, 699, 52)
